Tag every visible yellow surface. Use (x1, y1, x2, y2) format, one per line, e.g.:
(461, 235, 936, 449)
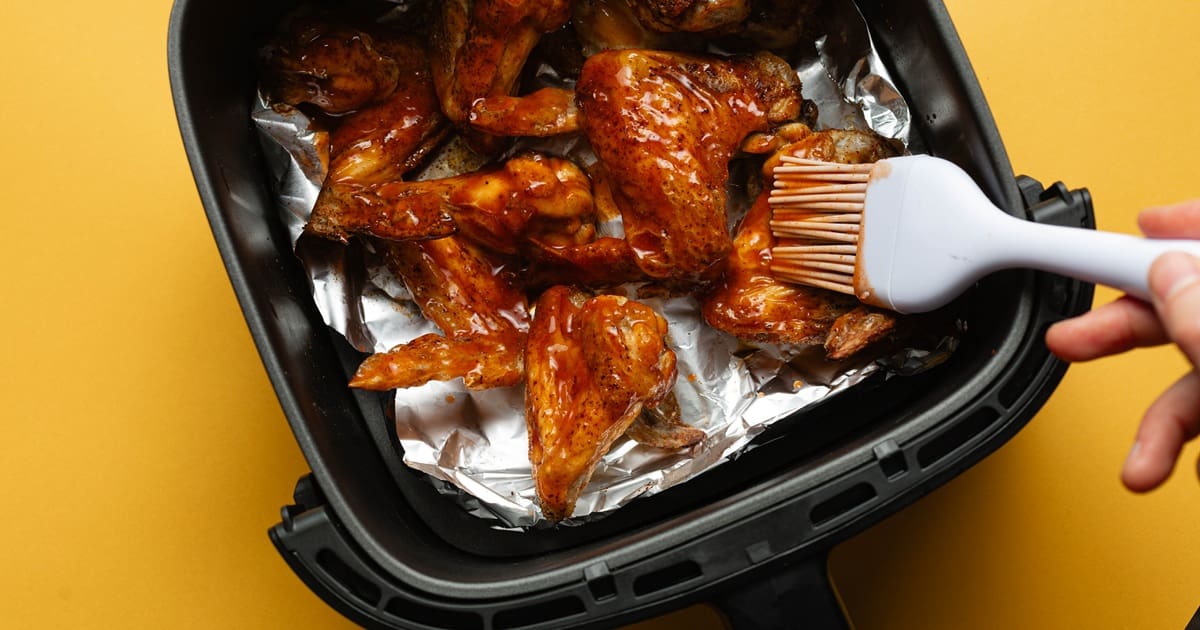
(1, 1, 1198, 628)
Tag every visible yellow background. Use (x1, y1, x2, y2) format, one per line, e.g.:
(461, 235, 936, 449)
(2, 1, 1198, 628)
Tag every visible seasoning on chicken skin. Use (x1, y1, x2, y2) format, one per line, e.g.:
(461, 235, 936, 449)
(526, 286, 677, 521)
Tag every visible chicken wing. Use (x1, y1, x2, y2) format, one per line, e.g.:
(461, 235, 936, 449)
(262, 18, 399, 114)
(523, 167, 650, 289)
(702, 127, 901, 359)
(523, 237, 649, 290)
(350, 237, 529, 390)
(735, 0, 822, 49)
(307, 36, 452, 243)
(577, 49, 803, 280)
(526, 286, 677, 521)
(307, 153, 595, 250)
(626, 0, 751, 33)
(430, 0, 572, 154)
(573, 0, 677, 53)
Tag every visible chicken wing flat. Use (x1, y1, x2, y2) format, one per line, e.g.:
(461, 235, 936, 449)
(523, 237, 649, 290)
(430, 0, 572, 153)
(350, 236, 529, 390)
(577, 49, 803, 280)
(526, 286, 677, 521)
(263, 18, 399, 114)
(307, 36, 452, 242)
(702, 127, 901, 360)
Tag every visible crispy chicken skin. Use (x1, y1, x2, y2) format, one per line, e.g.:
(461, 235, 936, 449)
(577, 49, 803, 280)
(306, 37, 451, 242)
(627, 0, 751, 32)
(430, 0, 572, 153)
(263, 19, 400, 114)
(702, 127, 901, 360)
(350, 237, 529, 390)
(626, 393, 705, 449)
(824, 306, 897, 361)
(526, 286, 677, 521)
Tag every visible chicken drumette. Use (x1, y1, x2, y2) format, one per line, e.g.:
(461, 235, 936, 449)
(702, 127, 902, 360)
(526, 286, 677, 521)
(430, 0, 572, 153)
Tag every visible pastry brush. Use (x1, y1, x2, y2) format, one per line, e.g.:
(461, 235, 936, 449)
(768, 154, 1200, 314)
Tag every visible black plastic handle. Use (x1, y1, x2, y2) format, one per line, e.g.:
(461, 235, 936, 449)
(1017, 176, 1094, 230)
(711, 553, 850, 630)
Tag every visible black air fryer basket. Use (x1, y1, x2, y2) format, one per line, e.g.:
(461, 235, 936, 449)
(168, 1, 1096, 627)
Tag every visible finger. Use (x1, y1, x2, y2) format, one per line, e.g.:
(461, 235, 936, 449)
(1045, 296, 1168, 362)
(1138, 200, 1200, 238)
(1149, 252, 1200, 369)
(1122, 370, 1200, 492)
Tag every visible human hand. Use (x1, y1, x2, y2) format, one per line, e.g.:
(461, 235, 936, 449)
(1045, 200, 1200, 492)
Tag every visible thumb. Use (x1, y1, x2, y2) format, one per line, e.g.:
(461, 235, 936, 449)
(1149, 252, 1200, 369)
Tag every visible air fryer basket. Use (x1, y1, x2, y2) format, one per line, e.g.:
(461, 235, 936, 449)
(168, 0, 1096, 627)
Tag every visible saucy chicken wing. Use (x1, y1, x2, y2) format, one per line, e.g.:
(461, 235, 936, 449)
(702, 127, 901, 360)
(627, 0, 751, 33)
(350, 237, 529, 390)
(523, 167, 650, 289)
(735, 0, 822, 49)
(577, 49, 803, 280)
(306, 37, 452, 242)
(308, 153, 595, 251)
(526, 286, 677, 521)
(263, 18, 400, 114)
(430, 0, 572, 153)
(572, 0, 681, 53)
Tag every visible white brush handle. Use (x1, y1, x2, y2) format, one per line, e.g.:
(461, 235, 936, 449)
(984, 214, 1200, 302)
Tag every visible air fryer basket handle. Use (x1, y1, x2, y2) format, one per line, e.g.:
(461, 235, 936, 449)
(712, 553, 850, 630)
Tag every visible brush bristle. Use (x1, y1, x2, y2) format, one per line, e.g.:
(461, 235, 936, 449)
(768, 156, 874, 293)
(770, 244, 858, 295)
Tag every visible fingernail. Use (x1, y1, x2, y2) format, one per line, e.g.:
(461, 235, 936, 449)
(1150, 252, 1200, 302)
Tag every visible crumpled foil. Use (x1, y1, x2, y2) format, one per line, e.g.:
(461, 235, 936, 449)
(253, 0, 945, 529)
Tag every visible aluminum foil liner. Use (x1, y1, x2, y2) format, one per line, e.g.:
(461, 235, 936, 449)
(253, 0, 948, 529)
